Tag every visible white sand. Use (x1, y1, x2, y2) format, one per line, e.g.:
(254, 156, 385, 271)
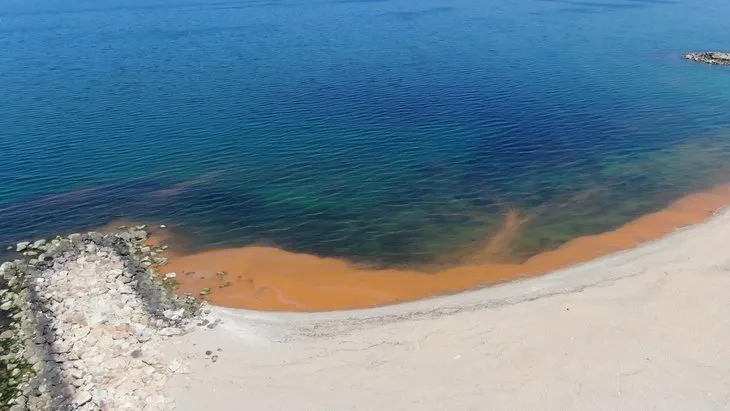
(164, 208, 730, 410)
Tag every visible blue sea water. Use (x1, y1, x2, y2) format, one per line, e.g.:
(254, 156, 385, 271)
(1, 0, 729, 265)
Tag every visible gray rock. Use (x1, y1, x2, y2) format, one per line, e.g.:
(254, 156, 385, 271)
(51, 340, 72, 354)
(33, 239, 47, 249)
(132, 230, 148, 240)
(73, 390, 92, 406)
(88, 231, 104, 243)
(62, 310, 87, 325)
(110, 324, 131, 340)
(69, 367, 84, 379)
(159, 327, 183, 337)
(0, 261, 12, 273)
(27, 397, 47, 411)
(16, 241, 30, 252)
(163, 308, 185, 321)
(12, 395, 26, 408)
(164, 272, 177, 279)
(136, 332, 152, 343)
(72, 326, 90, 340)
(68, 233, 82, 244)
(685, 51, 730, 65)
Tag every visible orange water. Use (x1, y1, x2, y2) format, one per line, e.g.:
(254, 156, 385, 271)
(142, 182, 730, 311)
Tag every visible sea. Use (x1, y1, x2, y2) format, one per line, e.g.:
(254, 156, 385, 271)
(1, 0, 729, 266)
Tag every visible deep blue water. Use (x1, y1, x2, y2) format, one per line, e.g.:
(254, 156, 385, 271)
(1, 0, 729, 265)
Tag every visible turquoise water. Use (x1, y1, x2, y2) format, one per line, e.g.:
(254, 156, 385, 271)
(1, 0, 730, 265)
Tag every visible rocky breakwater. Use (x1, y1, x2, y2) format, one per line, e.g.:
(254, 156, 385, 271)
(0, 228, 202, 410)
(684, 52, 730, 65)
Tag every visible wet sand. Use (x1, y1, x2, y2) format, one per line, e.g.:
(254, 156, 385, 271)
(159, 182, 730, 311)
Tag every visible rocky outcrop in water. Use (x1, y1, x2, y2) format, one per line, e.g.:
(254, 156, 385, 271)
(0, 229, 202, 410)
(684, 52, 730, 65)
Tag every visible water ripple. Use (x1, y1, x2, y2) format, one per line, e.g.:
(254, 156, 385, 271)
(0, 0, 729, 265)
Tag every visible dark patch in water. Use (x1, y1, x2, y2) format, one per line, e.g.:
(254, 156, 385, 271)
(4, 130, 730, 268)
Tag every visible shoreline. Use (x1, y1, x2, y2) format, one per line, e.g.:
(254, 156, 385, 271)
(3, 185, 730, 409)
(165, 199, 730, 410)
(158, 181, 730, 311)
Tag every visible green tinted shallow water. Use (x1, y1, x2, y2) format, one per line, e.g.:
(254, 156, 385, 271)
(0, 0, 729, 266)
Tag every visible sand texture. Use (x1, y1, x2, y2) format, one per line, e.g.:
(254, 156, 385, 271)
(163, 207, 730, 410)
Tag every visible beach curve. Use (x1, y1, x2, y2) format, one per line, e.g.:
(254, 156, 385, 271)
(163, 196, 730, 410)
(160, 181, 730, 311)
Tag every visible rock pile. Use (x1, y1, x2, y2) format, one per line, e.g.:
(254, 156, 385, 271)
(684, 52, 730, 65)
(0, 229, 200, 410)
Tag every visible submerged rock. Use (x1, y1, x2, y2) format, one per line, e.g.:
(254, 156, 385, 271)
(685, 52, 730, 65)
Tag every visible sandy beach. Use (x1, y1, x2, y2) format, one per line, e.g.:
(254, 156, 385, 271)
(164, 206, 730, 410)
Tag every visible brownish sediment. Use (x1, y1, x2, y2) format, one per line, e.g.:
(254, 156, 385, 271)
(150, 182, 730, 311)
(474, 209, 527, 263)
